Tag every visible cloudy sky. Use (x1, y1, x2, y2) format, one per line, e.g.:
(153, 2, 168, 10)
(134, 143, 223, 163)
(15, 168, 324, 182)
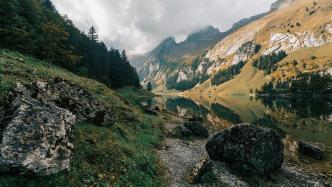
(52, 0, 275, 55)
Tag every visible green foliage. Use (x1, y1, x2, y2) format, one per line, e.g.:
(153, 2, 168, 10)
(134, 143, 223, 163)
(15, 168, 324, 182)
(256, 71, 332, 96)
(252, 51, 287, 74)
(147, 82, 152, 91)
(211, 60, 245, 86)
(0, 51, 164, 186)
(165, 75, 200, 91)
(211, 103, 242, 124)
(290, 71, 332, 95)
(0, 0, 140, 88)
(0, 122, 163, 187)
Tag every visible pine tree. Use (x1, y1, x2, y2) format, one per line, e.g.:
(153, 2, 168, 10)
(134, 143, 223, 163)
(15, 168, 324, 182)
(88, 26, 98, 41)
(147, 82, 152, 91)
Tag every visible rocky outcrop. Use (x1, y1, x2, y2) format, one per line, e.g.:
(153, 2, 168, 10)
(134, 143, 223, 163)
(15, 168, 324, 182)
(265, 28, 332, 55)
(206, 123, 284, 175)
(0, 79, 116, 176)
(0, 95, 76, 175)
(34, 79, 115, 126)
(298, 141, 324, 160)
(231, 41, 259, 65)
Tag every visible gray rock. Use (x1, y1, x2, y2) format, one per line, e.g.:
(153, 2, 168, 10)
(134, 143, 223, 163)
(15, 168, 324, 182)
(0, 96, 76, 176)
(34, 79, 115, 126)
(184, 121, 209, 139)
(172, 125, 193, 138)
(12, 82, 30, 96)
(186, 154, 210, 184)
(298, 141, 324, 160)
(206, 123, 284, 175)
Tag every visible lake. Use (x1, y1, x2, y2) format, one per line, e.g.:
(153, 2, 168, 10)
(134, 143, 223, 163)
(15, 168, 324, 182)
(150, 94, 332, 175)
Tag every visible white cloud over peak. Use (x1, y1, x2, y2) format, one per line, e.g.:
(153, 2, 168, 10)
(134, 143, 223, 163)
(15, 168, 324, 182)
(52, 0, 275, 55)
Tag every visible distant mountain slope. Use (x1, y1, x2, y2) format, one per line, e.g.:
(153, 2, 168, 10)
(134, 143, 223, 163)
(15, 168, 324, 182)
(138, 0, 332, 94)
(189, 0, 332, 95)
(135, 12, 268, 90)
(131, 26, 224, 68)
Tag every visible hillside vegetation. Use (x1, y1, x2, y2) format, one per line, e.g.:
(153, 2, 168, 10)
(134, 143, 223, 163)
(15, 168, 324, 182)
(0, 0, 140, 88)
(0, 50, 165, 186)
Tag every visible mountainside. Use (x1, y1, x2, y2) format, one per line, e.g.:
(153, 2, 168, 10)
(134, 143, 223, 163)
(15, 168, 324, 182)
(138, 0, 332, 94)
(135, 11, 268, 90)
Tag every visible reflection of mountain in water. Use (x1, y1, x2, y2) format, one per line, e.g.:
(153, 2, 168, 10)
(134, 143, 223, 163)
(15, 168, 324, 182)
(157, 95, 332, 175)
(158, 95, 332, 147)
(211, 103, 242, 124)
(165, 97, 209, 117)
(259, 97, 332, 119)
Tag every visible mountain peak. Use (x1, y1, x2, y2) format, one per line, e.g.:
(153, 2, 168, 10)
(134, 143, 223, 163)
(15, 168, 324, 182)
(186, 26, 221, 42)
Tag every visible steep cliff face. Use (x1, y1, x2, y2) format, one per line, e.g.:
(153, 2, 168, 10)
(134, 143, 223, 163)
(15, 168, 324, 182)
(136, 26, 226, 90)
(137, 0, 332, 93)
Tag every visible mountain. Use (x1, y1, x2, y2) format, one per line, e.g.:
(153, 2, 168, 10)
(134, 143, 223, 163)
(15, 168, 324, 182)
(135, 12, 269, 90)
(131, 25, 225, 67)
(137, 0, 332, 94)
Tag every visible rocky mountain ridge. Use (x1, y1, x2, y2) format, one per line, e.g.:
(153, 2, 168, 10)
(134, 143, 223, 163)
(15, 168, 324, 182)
(136, 0, 332, 94)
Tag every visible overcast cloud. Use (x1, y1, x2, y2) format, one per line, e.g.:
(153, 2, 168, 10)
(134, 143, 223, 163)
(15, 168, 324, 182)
(52, 0, 275, 55)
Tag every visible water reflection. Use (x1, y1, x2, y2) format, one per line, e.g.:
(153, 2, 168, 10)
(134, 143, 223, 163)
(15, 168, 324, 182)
(150, 94, 332, 174)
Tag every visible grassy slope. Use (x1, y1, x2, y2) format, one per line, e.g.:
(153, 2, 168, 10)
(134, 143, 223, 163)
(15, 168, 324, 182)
(0, 50, 165, 187)
(183, 62, 268, 96)
(272, 43, 332, 80)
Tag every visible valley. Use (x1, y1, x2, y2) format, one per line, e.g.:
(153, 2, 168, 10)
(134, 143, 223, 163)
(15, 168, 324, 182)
(1, 0, 332, 186)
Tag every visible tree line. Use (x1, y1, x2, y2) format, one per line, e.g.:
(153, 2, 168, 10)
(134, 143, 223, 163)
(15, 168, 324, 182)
(252, 51, 287, 75)
(256, 71, 332, 96)
(0, 0, 140, 88)
(211, 60, 245, 86)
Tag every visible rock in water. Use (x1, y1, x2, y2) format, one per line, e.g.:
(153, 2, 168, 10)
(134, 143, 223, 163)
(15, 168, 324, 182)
(206, 123, 284, 175)
(184, 121, 209, 138)
(298, 141, 324, 160)
(0, 96, 76, 175)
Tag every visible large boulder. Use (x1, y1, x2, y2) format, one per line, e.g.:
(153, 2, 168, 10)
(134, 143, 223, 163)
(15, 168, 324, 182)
(33, 79, 115, 126)
(184, 121, 209, 138)
(206, 123, 284, 175)
(0, 96, 76, 176)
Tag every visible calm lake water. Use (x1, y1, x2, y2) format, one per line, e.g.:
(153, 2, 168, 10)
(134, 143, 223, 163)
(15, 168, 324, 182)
(150, 94, 332, 175)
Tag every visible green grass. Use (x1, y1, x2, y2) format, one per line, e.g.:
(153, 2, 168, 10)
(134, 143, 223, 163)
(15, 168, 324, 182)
(0, 50, 165, 186)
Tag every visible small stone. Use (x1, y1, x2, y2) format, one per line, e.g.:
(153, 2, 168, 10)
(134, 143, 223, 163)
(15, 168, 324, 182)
(35, 81, 47, 92)
(13, 83, 30, 96)
(184, 121, 209, 138)
(298, 141, 324, 160)
(187, 154, 210, 184)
